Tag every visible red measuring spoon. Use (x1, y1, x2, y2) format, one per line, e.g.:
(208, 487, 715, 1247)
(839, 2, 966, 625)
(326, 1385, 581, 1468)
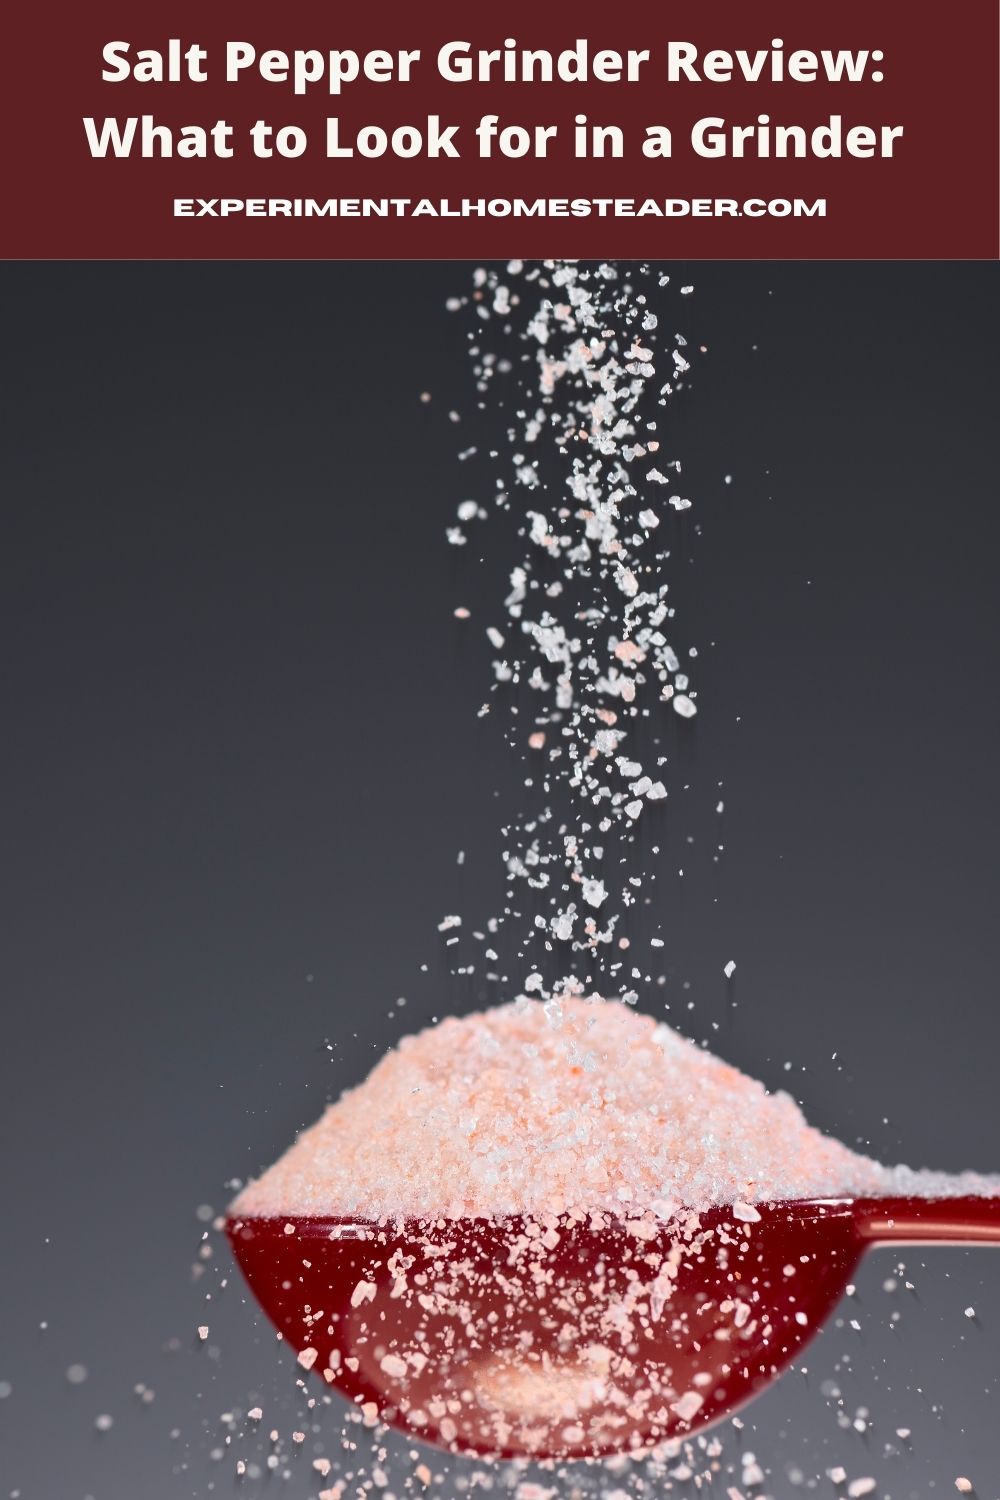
(228, 1196, 1000, 1462)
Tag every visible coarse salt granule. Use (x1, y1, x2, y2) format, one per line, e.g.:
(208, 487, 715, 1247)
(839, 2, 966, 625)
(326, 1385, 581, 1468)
(231, 997, 997, 1222)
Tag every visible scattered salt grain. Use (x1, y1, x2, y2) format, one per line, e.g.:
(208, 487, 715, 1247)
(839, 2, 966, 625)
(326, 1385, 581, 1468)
(724, 960, 736, 979)
(670, 1391, 703, 1423)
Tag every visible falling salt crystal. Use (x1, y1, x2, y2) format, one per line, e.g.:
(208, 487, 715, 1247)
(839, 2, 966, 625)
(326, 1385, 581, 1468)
(351, 1280, 377, 1308)
(486, 627, 505, 649)
(847, 1482, 876, 1499)
(954, 1482, 973, 1495)
(827, 1470, 847, 1485)
(437, 915, 461, 932)
(673, 694, 697, 718)
(582, 878, 607, 909)
(732, 1201, 761, 1223)
(670, 1391, 703, 1423)
(66, 1364, 88, 1384)
(528, 731, 546, 750)
(724, 960, 736, 979)
(95, 1414, 113, 1432)
(380, 1353, 409, 1378)
(457, 500, 478, 521)
(638, 509, 659, 528)
(454, 607, 470, 619)
(964, 1305, 976, 1318)
(896, 1427, 911, 1439)
(248, 1407, 262, 1420)
(197, 1326, 209, 1341)
(297, 1347, 318, 1370)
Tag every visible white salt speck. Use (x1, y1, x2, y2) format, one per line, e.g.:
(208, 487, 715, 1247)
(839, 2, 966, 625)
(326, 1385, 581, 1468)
(197, 1326, 209, 1341)
(673, 694, 697, 718)
(380, 1353, 409, 1378)
(437, 915, 461, 932)
(954, 1481, 973, 1495)
(732, 1201, 761, 1223)
(847, 1482, 876, 1499)
(248, 1407, 262, 1420)
(297, 1347, 318, 1370)
(0, 1382, 11, 1399)
(66, 1364, 88, 1384)
(724, 960, 736, 979)
(351, 1280, 377, 1308)
(670, 1391, 703, 1422)
(486, 627, 505, 649)
(964, 1305, 976, 1318)
(95, 1414, 113, 1432)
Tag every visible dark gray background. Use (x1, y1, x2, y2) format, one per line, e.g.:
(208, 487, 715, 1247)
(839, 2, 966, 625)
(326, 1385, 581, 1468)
(0, 262, 997, 1497)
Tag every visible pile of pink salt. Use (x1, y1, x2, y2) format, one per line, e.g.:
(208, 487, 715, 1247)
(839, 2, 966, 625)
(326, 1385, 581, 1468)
(233, 998, 997, 1221)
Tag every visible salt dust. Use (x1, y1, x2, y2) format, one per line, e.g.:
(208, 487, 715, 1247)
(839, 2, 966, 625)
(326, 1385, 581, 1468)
(233, 997, 998, 1221)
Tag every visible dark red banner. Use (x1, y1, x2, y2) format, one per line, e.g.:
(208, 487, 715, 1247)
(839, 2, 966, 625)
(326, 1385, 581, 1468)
(2, 0, 997, 258)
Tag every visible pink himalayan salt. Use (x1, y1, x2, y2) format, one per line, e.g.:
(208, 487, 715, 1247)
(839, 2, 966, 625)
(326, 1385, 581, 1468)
(233, 998, 999, 1221)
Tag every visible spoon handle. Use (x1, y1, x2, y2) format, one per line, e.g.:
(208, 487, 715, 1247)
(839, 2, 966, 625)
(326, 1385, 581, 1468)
(854, 1196, 1000, 1246)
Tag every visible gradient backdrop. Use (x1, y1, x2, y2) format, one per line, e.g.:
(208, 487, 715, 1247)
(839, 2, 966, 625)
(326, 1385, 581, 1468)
(0, 262, 997, 1497)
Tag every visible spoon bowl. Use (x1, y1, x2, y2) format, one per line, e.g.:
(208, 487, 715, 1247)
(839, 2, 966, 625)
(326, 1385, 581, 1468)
(228, 1196, 999, 1461)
